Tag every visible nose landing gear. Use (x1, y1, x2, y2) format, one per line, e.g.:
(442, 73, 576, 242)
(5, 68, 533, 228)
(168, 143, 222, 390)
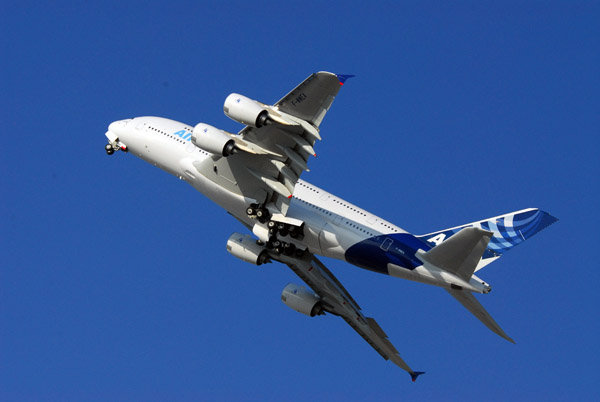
(105, 140, 127, 155)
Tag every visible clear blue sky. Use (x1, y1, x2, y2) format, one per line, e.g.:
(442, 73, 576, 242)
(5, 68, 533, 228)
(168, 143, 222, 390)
(2, 1, 599, 400)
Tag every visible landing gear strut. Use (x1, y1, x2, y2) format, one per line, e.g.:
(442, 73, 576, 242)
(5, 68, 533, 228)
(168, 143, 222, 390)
(263, 220, 304, 241)
(105, 140, 127, 155)
(246, 202, 305, 257)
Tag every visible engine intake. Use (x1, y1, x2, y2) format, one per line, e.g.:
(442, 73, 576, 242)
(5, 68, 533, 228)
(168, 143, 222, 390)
(281, 283, 323, 317)
(223, 93, 270, 127)
(226, 232, 270, 265)
(191, 123, 236, 156)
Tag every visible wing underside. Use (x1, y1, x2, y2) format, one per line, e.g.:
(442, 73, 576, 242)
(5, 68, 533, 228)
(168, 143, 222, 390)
(276, 252, 423, 380)
(193, 72, 346, 216)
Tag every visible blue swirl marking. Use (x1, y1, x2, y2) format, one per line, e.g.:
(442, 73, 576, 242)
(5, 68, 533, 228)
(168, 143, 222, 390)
(417, 209, 558, 259)
(346, 209, 557, 275)
(479, 209, 557, 256)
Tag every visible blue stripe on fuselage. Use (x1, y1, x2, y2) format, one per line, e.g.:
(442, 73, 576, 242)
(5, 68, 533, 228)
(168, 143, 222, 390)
(345, 233, 432, 274)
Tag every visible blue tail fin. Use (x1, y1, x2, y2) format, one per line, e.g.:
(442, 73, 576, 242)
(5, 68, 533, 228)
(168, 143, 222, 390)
(417, 208, 557, 271)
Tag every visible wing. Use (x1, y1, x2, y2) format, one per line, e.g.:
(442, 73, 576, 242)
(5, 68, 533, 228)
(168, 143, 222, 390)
(193, 72, 349, 216)
(276, 251, 424, 382)
(274, 72, 354, 127)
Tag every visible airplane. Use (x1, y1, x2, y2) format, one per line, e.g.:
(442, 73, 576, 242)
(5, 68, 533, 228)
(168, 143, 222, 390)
(104, 71, 557, 381)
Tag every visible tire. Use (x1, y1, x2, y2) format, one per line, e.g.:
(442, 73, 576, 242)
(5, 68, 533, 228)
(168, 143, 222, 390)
(283, 243, 296, 255)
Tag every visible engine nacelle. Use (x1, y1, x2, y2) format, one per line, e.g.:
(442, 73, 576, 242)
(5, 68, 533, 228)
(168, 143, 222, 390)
(223, 93, 270, 127)
(226, 232, 270, 265)
(281, 283, 323, 317)
(191, 123, 236, 156)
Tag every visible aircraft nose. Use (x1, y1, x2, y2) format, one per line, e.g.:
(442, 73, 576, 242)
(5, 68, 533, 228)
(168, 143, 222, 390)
(108, 119, 132, 134)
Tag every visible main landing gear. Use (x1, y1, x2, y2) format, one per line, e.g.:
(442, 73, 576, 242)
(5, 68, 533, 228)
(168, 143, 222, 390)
(247, 203, 305, 257)
(246, 203, 270, 223)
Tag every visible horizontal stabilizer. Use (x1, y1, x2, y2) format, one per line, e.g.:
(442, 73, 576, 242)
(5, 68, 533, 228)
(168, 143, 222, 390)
(446, 288, 514, 343)
(419, 227, 493, 280)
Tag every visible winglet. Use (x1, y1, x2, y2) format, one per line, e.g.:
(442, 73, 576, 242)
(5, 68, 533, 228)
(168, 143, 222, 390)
(410, 371, 425, 382)
(336, 74, 355, 85)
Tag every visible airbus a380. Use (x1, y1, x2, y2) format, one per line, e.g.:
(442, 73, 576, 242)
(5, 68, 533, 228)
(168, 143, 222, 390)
(105, 72, 556, 381)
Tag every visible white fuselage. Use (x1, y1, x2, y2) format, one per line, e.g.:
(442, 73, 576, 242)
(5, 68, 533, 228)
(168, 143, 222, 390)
(107, 117, 488, 293)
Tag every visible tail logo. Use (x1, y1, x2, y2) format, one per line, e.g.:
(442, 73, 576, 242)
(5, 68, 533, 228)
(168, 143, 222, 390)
(427, 233, 446, 246)
(422, 209, 557, 257)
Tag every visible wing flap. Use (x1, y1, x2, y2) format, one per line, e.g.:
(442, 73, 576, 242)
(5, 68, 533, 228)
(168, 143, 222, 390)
(246, 167, 292, 199)
(277, 145, 309, 172)
(282, 131, 316, 156)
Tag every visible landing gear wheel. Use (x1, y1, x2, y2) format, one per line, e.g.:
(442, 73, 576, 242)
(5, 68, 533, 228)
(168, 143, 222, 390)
(105, 144, 114, 155)
(256, 208, 269, 223)
(283, 242, 296, 256)
(246, 206, 256, 216)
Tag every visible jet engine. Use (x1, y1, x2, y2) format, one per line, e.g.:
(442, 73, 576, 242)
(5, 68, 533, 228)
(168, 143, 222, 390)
(191, 123, 237, 156)
(223, 93, 270, 127)
(226, 232, 270, 265)
(281, 283, 323, 317)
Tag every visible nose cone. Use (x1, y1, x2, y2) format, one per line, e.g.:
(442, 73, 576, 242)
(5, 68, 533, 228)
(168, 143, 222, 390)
(108, 119, 132, 135)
